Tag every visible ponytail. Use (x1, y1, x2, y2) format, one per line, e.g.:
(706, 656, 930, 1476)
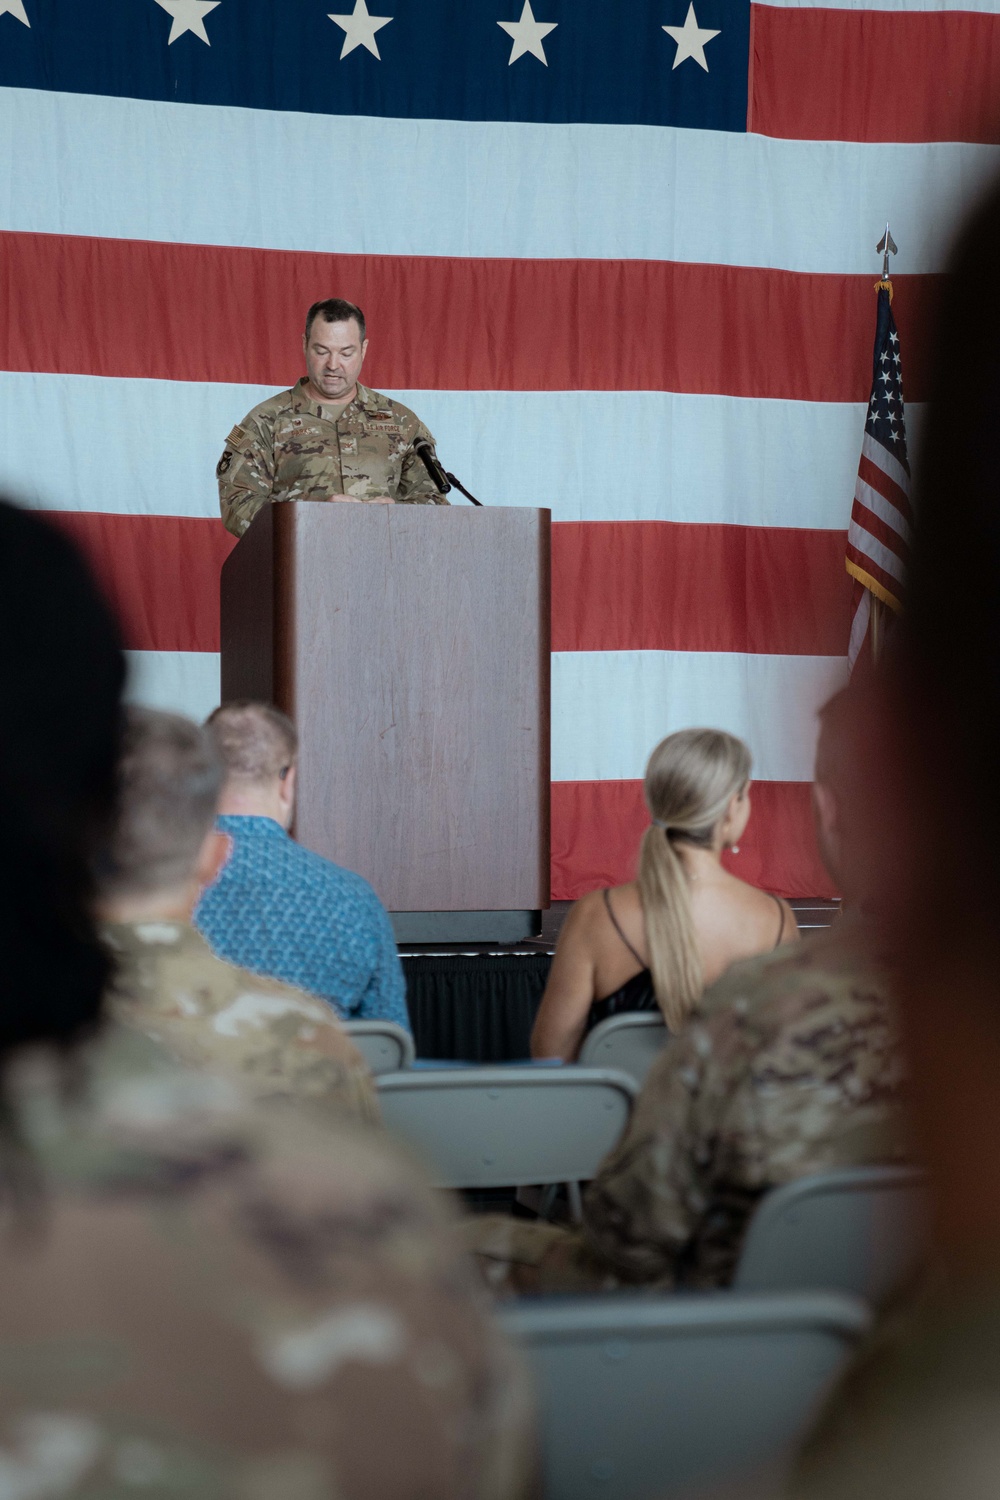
(638, 825, 703, 1031)
(638, 728, 752, 1031)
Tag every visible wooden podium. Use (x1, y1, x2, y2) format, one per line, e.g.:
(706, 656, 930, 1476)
(220, 502, 550, 942)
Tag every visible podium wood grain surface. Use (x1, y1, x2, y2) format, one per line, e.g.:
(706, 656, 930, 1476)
(221, 502, 550, 913)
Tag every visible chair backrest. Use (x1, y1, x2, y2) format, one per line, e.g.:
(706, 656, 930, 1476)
(501, 1288, 870, 1500)
(578, 1012, 668, 1086)
(342, 1020, 415, 1075)
(375, 1067, 637, 1188)
(734, 1165, 928, 1304)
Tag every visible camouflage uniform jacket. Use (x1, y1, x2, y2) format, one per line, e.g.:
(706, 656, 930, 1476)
(0, 1023, 536, 1498)
(467, 917, 908, 1298)
(582, 915, 909, 1288)
(217, 378, 449, 537)
(103, 919, 380, 1129)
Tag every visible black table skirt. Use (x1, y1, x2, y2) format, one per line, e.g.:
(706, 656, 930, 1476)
(403, 953, 553, 1062)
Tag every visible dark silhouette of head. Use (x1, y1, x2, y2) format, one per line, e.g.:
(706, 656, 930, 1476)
(0, 500, 126, 1057)
(838, 176, 1000, 1277)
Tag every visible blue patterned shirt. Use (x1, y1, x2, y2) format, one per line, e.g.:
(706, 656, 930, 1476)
(194, 816, 410, 1032)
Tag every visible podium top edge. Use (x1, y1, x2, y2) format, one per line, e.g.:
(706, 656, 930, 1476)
(238, 502, 552, 534)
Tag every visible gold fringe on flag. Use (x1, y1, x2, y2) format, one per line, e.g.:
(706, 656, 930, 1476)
(845, 557, 903, 613)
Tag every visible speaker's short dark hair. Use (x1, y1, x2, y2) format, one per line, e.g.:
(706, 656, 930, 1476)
(304, 299, 366, 343)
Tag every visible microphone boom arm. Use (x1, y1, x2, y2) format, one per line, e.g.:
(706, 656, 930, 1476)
(413, 436, 484, 506)
(443, 470, 483, 507)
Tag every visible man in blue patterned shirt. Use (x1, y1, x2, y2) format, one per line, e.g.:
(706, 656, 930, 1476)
(194, 701, 410, 1033)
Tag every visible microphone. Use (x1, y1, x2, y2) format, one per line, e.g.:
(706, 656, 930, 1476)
(413, 437, 451, 495)
(413, 436, 484, 507)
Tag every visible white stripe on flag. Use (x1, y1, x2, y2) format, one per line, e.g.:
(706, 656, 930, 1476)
(861, 431, 911, 495)
(853, 477, 914, 545)
(847, 520, 907, 583)
(124, 646, 845, 784)
(551, 650, 847, 783)
(125, 651, 221, 722)
(3, 88, 1000, 273)
(1, 371, 903, 530)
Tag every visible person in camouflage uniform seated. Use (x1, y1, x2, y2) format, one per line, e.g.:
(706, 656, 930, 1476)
(0, 497, 536, 1500)
(468, 690, 909, 1296)
(1, 1025, 536, 1500)
(217, 297, 449, 537)
(98, 706, 379, 1128)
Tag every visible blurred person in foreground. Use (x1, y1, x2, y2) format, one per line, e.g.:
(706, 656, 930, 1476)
(532, 729, 799, 1063)
(99, 706, 379, 1128)
(0, 499, 535, 1500)
(195, 701, 410, 1032)
(789, 179, 1000, 1499)
(470, 693, 908, 1295)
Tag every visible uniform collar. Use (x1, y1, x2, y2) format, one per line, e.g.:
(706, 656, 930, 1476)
(291, 376, 390, 419)
(102, 918, 213, 961)
(353, 381, 391, 413)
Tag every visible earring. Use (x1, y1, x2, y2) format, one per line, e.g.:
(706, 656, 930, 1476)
(730, 845, 740, 855)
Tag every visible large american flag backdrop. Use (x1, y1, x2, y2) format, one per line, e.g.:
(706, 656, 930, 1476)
(2, 0, 999, 901)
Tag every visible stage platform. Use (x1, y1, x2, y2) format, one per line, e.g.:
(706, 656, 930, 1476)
(400, 900, 840, 1063)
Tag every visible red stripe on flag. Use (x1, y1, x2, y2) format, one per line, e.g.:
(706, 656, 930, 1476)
(849, 501, 909, 566)
(552, 521, 852, 655)
(857, 453, 912, 523)
(751, 2, 1000, 144)
(0, 232, 936, 403)
(846, 542, 902, 604)
(46, 511, 236, 652)
(552, 779, 835, 901)
(42, 511, 853, 657)
(46, 509, 838, 899)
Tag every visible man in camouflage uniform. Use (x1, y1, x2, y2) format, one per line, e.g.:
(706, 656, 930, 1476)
(467, 689, 910, 1295)
(218, 297, 449, 537)
(98, 706, 378, 1127)
(0, 1018, 536, 1498)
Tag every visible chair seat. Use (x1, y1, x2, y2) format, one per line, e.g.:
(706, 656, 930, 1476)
(734, 1164, 928, 1305)
(501, 1288, 870, 1500)
(342, 1019, 415, 1075)
(578, 1012, 669, 1086)
(375, 1066, 637, 1189)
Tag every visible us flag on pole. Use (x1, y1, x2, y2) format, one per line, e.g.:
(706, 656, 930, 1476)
(846, 283, 913, 670)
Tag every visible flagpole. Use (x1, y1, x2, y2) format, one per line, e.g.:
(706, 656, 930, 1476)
(869, 222, 898, 666)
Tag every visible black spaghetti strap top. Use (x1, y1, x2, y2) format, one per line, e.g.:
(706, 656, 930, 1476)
(585, 888, 787, 1034)
(587, 968, 659, 1031)
(586, 890, 659, 1032)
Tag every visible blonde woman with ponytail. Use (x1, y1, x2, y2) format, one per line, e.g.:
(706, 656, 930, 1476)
(531, 729, 798, 1062)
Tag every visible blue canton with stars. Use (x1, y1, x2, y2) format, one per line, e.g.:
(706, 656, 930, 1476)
(194, 815, 410, 1032)
(0, 0, 749, 131)
(866, 286, 910, 473)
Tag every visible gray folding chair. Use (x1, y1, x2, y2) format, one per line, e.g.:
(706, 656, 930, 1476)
(375, 1067, 636, 1217)
(734, 1165, 928, 1305)
(501, 1288, 870, 1500)
(342, 1019, 415, 1075)
(578, 1012, 669, 1086)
